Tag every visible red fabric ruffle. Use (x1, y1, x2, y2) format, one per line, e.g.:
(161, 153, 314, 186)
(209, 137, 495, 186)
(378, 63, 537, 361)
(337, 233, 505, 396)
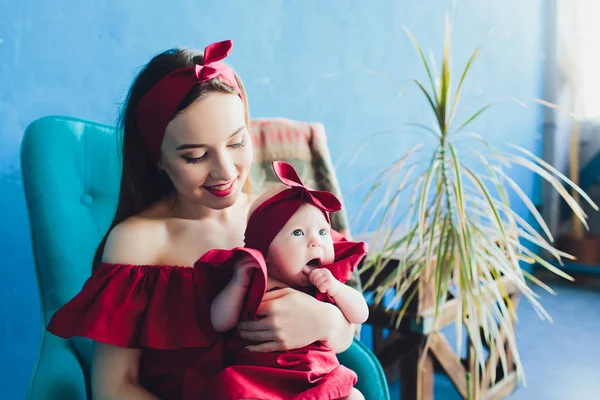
(47, 248, 267, 350)
(46, 234, 367, 399)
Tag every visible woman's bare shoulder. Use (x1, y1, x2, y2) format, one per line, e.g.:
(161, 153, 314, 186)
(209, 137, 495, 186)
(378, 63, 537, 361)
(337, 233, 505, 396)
(102, 214, 168, 265)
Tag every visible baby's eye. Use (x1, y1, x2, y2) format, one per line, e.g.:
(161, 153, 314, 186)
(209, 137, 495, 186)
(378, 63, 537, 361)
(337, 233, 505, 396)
(319, 229, 329, 236)
(292, 229, 304, 236)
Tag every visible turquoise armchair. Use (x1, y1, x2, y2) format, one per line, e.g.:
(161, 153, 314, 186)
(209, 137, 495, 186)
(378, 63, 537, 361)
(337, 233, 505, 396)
(21, 116, 390, 400)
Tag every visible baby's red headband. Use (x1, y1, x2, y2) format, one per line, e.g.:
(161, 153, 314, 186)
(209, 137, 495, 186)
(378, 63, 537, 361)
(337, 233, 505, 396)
(136, 40, 243, 164)
(244, 161, 342, 256)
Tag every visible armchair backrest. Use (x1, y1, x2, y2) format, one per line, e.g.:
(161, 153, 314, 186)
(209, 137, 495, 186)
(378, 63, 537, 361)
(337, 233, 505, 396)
(248, 118, 350, 234)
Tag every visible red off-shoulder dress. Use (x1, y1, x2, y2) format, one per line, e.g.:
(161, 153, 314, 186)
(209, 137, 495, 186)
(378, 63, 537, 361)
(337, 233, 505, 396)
(47, 239, 366, 400)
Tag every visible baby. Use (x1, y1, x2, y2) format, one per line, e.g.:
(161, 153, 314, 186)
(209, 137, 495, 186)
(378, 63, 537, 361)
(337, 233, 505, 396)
(209, 161, 369, 400)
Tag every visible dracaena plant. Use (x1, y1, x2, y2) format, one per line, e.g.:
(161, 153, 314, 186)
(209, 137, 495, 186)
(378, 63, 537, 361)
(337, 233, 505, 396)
(358, 18, 597, 383)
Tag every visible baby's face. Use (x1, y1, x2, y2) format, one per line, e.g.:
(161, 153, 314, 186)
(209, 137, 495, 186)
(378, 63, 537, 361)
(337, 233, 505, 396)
(267, 203, 335, 287)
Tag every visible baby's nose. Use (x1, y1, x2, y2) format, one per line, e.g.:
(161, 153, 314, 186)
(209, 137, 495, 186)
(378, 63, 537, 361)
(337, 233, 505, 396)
(309, 240, 321, 248)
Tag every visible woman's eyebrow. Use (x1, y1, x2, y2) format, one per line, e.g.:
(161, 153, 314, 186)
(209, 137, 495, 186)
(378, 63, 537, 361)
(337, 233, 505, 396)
(176, 125, 246, 150)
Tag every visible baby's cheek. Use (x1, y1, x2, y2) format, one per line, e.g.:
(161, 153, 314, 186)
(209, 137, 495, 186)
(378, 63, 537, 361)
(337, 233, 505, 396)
(325, 244, 336, 263)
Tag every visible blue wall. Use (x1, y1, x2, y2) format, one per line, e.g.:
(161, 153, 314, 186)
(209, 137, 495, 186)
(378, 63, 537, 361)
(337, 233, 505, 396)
(0, 0, 544, 398)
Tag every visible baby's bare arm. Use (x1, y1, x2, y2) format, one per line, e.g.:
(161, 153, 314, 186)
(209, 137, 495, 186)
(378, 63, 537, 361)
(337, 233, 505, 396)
(211, 257, 257, 332)
(211, 280, 248, 332)
(332, 284, 369, 324)
(309, 268, 369, 325)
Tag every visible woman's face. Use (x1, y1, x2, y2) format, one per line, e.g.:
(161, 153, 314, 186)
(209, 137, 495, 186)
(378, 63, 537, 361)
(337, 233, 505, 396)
(159, 92, 253, 211)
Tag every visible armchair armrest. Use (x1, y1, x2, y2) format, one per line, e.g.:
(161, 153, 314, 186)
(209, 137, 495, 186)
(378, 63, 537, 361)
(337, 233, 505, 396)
(27, 331, 88, 400)
(338, 339, 390, 400)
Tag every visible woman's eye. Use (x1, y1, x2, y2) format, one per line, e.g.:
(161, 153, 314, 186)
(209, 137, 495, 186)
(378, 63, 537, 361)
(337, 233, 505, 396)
(183, 154, 206, 164)
(319, 229, 328, 236)
(292, 229, 304, 236)
(229, 139, 245, 149)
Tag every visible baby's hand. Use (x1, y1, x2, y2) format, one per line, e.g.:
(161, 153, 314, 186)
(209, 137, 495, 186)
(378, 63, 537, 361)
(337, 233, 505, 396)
(234, 254, 258, 288)
(307, 268, 339, 296)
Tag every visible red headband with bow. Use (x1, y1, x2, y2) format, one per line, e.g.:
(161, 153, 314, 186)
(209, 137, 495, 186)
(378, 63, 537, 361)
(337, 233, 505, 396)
(136, 40, 243, 164)
(244, 161, 342, 256)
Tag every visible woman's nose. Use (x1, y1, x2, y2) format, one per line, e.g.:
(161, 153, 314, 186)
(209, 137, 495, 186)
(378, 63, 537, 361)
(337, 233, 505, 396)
(210, 152, 237, 181)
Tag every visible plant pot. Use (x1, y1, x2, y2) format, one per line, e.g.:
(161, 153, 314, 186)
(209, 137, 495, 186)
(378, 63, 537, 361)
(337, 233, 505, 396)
(556, 233, 600, 266)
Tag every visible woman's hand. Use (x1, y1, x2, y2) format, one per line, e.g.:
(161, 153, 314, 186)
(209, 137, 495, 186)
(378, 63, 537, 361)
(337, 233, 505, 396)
(236, 287, 355, 353)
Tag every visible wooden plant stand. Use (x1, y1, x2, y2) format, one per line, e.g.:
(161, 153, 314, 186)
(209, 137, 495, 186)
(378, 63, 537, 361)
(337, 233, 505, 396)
(362, 258, 520, 400)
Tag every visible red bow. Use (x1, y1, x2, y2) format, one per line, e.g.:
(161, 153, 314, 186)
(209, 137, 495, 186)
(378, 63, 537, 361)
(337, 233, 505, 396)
(136, 40, 242, 164)
(244, 161, 342, 256)
(194, 40, 237, 81)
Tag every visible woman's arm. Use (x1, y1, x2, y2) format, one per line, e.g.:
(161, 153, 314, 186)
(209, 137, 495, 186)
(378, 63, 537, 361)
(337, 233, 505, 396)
(92, 343, 159, 400)
(92, 221, 165, 399)
(236, 288, 355, 353)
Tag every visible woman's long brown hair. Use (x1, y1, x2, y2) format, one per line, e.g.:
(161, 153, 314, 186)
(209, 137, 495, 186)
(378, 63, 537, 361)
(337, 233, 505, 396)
(92, 48, 250, 271)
